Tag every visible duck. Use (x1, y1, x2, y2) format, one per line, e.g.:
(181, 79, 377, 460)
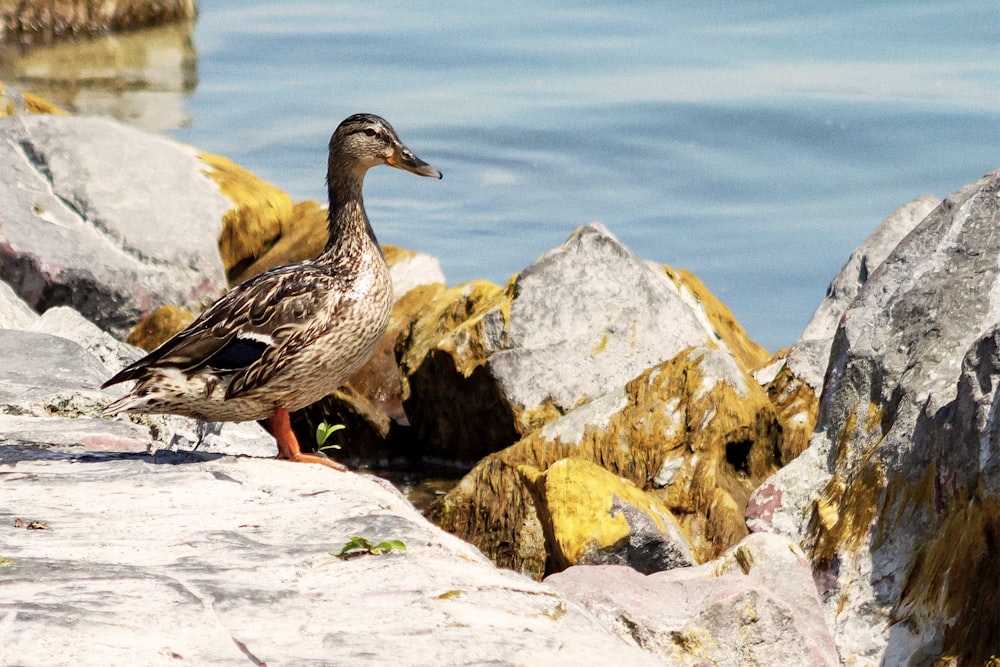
(101, 113, 442, 470)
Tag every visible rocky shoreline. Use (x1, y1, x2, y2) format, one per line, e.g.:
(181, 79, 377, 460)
(1, 93, 997, 665)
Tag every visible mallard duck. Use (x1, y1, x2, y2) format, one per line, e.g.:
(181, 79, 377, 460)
(102, 113, 442, 470)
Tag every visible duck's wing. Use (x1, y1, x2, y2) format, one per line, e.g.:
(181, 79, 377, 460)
(102, 264, 342, 390)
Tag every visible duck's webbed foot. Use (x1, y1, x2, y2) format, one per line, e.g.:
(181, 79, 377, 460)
(267, 407, 348, 472)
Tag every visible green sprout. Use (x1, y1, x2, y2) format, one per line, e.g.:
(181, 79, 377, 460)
(315, 420, 345, 456)
(333, 535, 407, 559)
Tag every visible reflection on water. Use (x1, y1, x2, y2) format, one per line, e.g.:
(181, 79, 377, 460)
(0, 21, 197, 132)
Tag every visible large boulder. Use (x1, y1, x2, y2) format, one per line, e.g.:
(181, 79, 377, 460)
(432, 346, 786, 577)
(0, 114, 231, 336)
(519, 457, 695, 574)
(546, 532, 839, 667)
(0, 454, 662, 666)
(747, 170, 1000, 665)
(751, 195, 943, 462)
(399, 223, 771, 464)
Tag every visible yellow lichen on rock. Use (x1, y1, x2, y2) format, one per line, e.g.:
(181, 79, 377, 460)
(518, 457, 693, 572)
(125, 304, 195, 351)
(0, 83, 65, 116)
(198, 152, 296, 284)
(396, 280, 510, 383)
(881, 474, 1000, 666)
(431, 346, 785, 573)
(662, 266, 772, 373)
(807, 405, 886, 566)
(227, 200, 331, 285)
(760, 353, 820, 462)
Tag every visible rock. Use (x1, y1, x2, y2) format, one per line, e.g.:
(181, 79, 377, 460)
(0, 114, 230, 336)
(0, 304, 276, 459)
(0, 277, 36, 328)
(519, 457, 695, 574)
(397, 279, 517, 462)
(432, 346, 785, 577)
(0, 0, 196, 45)
(546, 532, 839, 667)
(748, 197, 942, 479)
(125, 303, 194, 351)
(747, 170, 1000, 665)
(0, 454, 662, 666)
(400, 223, 769, 464)
(794, 195, 941, 392)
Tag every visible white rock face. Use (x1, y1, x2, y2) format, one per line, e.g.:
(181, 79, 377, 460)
(0, 115, 230, 335)
(748, 170, 1000, 665)
(0, 456, 662, 666)
(488, 223, 712, 413)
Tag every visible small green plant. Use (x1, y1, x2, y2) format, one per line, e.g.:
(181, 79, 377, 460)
(315, 420, 345, 456)
(333, 535, 407, 559)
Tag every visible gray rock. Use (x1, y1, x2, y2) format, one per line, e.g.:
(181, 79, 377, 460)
(0, 328, 110, 416)
(792, 195, 940, 391)
(0, 455, 662, 666)
(748, 170, 1000, 665)
(0, 114, 229, 336)
(489, 224, 711, 413)
(0, 317, 276, 459)
(546, 532, 838, 667)
(405, 223, 742, 462)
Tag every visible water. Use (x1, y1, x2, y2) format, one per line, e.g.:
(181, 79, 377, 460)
(2, 1, 997, 351)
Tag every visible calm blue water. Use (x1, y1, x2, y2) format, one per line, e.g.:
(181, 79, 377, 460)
(169, 1, 999, 352)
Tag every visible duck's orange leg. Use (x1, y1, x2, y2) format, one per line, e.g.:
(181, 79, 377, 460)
(267, 407, 347, 471)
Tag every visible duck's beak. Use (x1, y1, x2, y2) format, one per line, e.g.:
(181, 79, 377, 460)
(387, 142, 443, 179)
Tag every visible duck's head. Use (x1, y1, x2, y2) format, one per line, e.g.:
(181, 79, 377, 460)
(329, 113, 442, 180)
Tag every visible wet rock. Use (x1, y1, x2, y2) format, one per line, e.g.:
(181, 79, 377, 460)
(432, 346, 784, 577)
(400, 224, 769, 464)
(747, 170, 1000, 666)
(0, 455, 662, 666)
(519, 457, 695, 574)
(0, 114, 230, 336)
(546, 532, 838, 667)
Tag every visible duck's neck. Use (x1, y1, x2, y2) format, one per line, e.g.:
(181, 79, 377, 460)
(321, 160, 382, 261)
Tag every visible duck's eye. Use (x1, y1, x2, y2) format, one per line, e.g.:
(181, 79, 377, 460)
(364, 128, 377, 138)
